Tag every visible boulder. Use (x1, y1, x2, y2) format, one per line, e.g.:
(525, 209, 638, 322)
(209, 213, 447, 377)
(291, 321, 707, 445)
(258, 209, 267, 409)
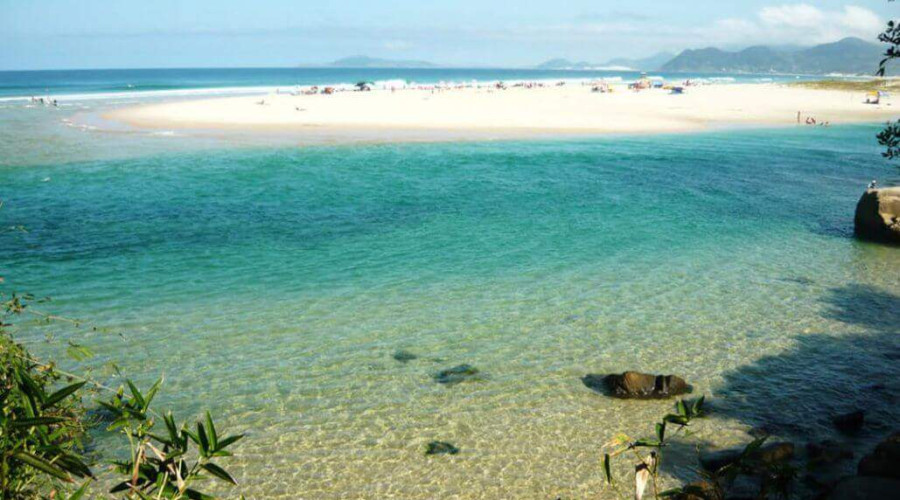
(854, 187, 900, 244)
(806, 440, 854, 466)
(700, 442, 794, 473)
(832, 410, 865, 434)
(434, 364, 479, 385)
(425, 441, 459, 455)
(828, 476, 900, 500)
(858, 431, 900, 479)
(582, 371, 690, 399)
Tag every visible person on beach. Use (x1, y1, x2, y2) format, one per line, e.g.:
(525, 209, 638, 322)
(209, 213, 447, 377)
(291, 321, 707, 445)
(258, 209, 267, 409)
(868, 180, 878, 189)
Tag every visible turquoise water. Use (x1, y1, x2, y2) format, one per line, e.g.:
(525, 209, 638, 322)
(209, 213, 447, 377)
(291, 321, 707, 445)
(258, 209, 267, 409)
(1, 95, 899, 498)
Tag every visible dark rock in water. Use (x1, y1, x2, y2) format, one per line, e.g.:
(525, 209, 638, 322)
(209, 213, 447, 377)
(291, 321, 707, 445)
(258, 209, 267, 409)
(806, 440, 854, 466)
(854, 187, 900, 244)
(665, 481, 722, 500)
(582, 371, 690, 399)
(700, 442, 794, 473)
(434, 364, 479, 385)
(832, 410, 865, 434)
(858, 431, 900, 479)
(392, 350, 418, 363)
(828, 476, 900, 500)
(425, 441, 459, 455)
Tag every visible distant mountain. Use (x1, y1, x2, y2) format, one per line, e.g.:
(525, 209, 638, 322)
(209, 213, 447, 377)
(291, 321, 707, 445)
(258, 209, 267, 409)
(660, 37, 891, 75)
(535, 52, 675, 71)
(327, 56, 436, 68)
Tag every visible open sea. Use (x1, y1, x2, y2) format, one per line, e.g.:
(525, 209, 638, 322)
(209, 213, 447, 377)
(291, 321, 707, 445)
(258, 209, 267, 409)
(0, 68, 898, 499)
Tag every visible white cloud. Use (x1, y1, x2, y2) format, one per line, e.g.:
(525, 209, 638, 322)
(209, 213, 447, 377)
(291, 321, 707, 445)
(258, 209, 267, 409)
(676, 4, 885, 48)
(759, 4, 881, 44)
(759, 4, 826, 29)
(839, 5, 882, 34)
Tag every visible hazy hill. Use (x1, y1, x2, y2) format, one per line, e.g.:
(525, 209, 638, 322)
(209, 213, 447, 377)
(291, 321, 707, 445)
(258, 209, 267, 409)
(661, 37, 890, 75)
(535, 53, 674, 71)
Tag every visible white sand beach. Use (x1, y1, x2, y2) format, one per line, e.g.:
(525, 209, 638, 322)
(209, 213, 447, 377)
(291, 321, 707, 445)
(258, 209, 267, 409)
(108, 83, 897, 138)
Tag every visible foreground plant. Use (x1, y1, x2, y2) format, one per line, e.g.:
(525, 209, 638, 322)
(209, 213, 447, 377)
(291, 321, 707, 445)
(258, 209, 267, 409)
(102, 381, 244, 499)
(2, 286, 245, 499)
(0, 329, 92, 499)
(601, 397, 706, 500)
(601, 396, 797, 500)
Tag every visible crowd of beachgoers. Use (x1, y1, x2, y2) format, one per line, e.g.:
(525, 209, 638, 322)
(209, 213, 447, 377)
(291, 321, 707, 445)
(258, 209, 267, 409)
(266, 75, 714, 99)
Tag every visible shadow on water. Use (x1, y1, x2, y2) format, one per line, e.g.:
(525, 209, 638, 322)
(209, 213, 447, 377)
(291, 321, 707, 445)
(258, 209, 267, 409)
(715, 284, 899, 439)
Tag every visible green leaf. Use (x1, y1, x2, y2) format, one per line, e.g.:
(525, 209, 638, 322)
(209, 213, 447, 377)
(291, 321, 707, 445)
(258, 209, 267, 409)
(184, 488, 217, 500)
(201, 462, 238, 485)
(632, 439, 662, 448)
(676, 399, 687, 417)
(691, 395, 705, 417)
(126, 380, 146, 409)
(164, 411, 179, 441)
(197, 422, 210, 456)
(144, 378, 162, 408)
(65, 479, 92, 500)
(205, 411, 218, 450)
(11, 451, 71, 481)
(45, 382, 86, 407)
(663, 414, 689, 426)
(216, 434, 244, 450)
(55, 453, 93, 478)
(655, 422, 666, 442)
(602, 453, 613, 484)
(11, 416, 68, 428)
(183, 428, 201, 446)
(109, 481, 132, 493)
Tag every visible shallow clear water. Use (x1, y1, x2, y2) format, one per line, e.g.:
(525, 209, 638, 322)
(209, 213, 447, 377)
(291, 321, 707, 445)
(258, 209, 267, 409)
(1, 99, 898, 498)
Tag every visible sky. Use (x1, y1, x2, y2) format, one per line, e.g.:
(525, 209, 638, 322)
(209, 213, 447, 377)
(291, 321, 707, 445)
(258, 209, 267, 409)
(0, 1, 895, 70)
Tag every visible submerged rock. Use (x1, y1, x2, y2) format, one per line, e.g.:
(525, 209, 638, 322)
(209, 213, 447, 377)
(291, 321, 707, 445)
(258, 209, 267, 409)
(832, 410, 865, 434)
(434, 364, 479, 385)
(854, 187, 900, 244)
(806, 440, 854, 466)
(425, 441, 459, 455)
(700, 442, 794, 473)
(858, 431, 900, 479)
(392, 350, 419, 363)
(582, 371, 690, 399)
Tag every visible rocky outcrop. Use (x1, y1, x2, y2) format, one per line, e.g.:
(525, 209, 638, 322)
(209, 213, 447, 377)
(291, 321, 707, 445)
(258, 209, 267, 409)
(828, 476, 900, 499)
(582, 371, 690, 399)
(854, 187, 900, 244)
(858, 431, 900, 479)
(825, 431, 900, 499)
(832, 410, 865, 434)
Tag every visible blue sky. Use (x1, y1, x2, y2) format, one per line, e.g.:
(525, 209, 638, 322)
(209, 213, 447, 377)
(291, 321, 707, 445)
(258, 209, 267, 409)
(0, 1, 895, 70)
